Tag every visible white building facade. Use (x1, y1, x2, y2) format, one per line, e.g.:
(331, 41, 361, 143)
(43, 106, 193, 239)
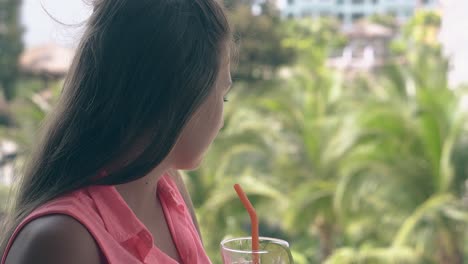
(439, 0, 468, 87)
(281, 0, 439, 27)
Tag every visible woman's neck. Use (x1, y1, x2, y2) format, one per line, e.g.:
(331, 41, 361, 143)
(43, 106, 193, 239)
(114, 162, 171, 219)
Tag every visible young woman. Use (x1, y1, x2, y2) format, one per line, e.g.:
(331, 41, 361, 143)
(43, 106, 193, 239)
(0, 0, 232, 263)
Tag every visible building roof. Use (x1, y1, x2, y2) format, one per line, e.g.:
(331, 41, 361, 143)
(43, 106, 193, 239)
(345, 22, 393, 38)
(19, 44, 75, 77)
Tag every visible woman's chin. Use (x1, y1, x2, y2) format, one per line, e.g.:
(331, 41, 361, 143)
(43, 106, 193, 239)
(174, 156, 204, 171)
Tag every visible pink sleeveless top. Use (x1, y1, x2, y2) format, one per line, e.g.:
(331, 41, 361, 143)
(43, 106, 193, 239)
(1, 174, 211, 264)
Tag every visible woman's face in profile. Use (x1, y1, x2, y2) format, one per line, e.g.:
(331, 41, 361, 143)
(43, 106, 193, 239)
(170, 50, 232, 170)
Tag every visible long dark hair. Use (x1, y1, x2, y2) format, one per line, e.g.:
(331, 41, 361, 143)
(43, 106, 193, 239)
(1, 0, 231, 256)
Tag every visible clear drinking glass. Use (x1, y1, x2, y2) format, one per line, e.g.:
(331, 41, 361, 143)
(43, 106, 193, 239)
(220, 237, 294, 264)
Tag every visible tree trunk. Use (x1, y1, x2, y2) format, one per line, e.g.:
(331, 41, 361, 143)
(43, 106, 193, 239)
(315, 216, 334, 262)
(435, 229, 463, 264)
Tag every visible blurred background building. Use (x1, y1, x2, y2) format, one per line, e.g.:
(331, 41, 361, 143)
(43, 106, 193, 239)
(327, 21, 394, 71)
(281, 0, 440, 26)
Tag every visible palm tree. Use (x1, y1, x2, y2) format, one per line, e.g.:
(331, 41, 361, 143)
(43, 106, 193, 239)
(327, 11, 468, 263)
(202, 17, 361, 262)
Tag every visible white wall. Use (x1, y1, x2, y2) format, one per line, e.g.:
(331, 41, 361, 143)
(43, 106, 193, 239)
(281, 0, 432, 26)
(439, 0, 468, 87)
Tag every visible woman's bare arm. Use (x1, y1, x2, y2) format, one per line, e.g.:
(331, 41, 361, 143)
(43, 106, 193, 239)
(4, 215, 103, 264)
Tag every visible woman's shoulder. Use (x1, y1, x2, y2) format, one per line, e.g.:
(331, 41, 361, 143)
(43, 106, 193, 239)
(4, 214, 103, 264)
(2, 188, 108, 264)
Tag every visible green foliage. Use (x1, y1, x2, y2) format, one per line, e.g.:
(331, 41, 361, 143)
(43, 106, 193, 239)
(325, 246, 421, 264)
(282, 17, 346, 68)
(226, 0, 295, 82)
(191, 10, 468, 264)
(368, 14, 399, 31)
(0, 79, 61, 153)
(0, 0, 24, 101)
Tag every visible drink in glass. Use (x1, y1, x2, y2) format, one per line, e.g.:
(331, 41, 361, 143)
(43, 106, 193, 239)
(221, 236, 294, 264)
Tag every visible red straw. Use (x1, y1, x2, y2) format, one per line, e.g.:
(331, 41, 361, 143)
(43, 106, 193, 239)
(234, 184, 259, 264)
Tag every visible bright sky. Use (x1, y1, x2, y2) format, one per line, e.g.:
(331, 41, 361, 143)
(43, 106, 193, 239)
(21, 0, 92, 47)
